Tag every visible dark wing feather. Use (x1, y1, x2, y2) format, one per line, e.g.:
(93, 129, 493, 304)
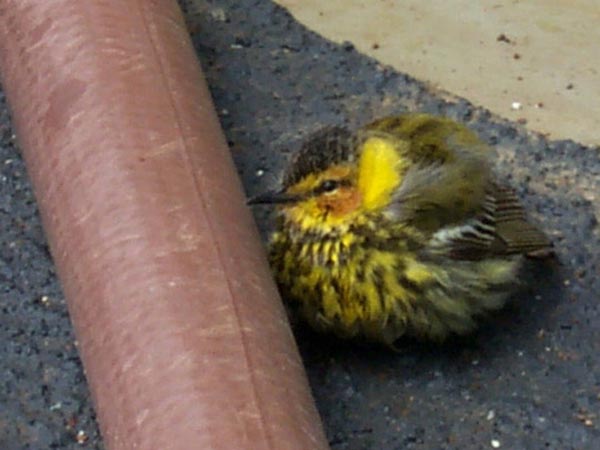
(427, 182, 552, 260)
(366, 114, 552, 260)
(487, 184, 552, 255)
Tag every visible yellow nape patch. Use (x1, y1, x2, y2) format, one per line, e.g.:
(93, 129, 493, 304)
(357, 136, 405, 210)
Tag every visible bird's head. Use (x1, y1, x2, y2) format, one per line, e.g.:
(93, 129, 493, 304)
(248, 127, 408, 236)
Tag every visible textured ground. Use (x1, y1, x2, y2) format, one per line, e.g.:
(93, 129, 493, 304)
(274, 0, 600, 146)
(1, 1, 598, 448)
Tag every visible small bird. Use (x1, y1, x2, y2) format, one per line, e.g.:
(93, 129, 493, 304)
(249, 114, 552, 346)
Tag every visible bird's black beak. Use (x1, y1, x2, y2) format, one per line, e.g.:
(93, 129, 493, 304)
(247, 189, 301, 205)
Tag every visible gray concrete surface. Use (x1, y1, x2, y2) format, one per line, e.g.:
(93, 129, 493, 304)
(1, 1, 598, 448)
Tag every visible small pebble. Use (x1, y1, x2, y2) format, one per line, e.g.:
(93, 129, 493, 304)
(491, 439, 501, 448)
(511, 102, 522, 110)
(76, 430, 88, 444)
(537, 329, 545, 338)
(209, 8, 228, 22)
(496, 34, 511, 44)
(49, 402, 62, 411)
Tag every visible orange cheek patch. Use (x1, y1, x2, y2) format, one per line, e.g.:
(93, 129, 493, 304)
(318, 187, 362, 218)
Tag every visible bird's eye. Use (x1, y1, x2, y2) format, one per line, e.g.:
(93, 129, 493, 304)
(319, 179, 339, 193)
